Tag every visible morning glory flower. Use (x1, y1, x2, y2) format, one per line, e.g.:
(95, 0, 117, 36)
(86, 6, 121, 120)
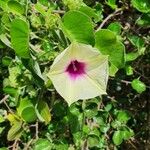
(47, 42, 109, 106)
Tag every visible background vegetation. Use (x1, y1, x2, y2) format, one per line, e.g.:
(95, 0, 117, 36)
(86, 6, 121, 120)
(0, 0, 150, 149)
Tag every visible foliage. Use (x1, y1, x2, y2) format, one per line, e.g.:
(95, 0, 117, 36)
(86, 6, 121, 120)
(0, 0, 149, 149)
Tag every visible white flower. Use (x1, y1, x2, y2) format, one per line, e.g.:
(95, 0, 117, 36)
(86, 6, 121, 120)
(47, 42, 109, 106)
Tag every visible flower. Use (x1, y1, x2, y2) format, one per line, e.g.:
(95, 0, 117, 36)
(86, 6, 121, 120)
(47, 42, 109, 106)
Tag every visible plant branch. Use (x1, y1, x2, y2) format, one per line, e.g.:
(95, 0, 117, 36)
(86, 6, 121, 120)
(24, 138, 34, 150)
(96, 8, 123, 31)
(0, 95, 9, 104)
(52, 10, 65, 14)
(35, 121, 39, 139)
(12, 139, 19, 150)
(0, 95, 14, 113)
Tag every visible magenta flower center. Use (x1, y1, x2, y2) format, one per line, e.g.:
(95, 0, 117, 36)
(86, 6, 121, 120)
(66, 60, 86, 79)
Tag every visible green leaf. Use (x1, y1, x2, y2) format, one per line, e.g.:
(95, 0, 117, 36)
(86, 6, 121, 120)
(96, 117, 105, 126)
(34, 2, 47, 16)
(10, 19, 30, 58)
(112, 130, 123, 145)
(54, 144, 68, 150)
(117, 111, 130, 123)
(0, 115, 5, 123)
(72, 131, 82, 147)
(0, 40, 5, 49)
(122, 129, 134, 140)
(83, 125, 90, 134)
(7, 0, 25, 15)
(21, 58, 44, 86)
(105, 103, 112, 112)
(36, 101, 51, 124)
(84, 108, 98, 118)
(136, 14, 150, 27)
(7, 121, 23, 141)
(0, 34, 11, 48)
(111, 120, 122, 129)
(131, 0, 150, 13)
(52, 101, 67, 118)
(7, 65, 21, 88)
(2, 56, 12, 66)
(107, 22, 122, 35)
(95, 29, 125, 68)
(88, 135, 99, 148)
(113, 129, 134, 145)
(100, 124, 110, 133)
(62, 10, 95, 46)
(79, 6, 99, 22)
(17, 98, 37, 123)
(126, 52, 139, 62)
(125, 65, 133, 76)
(131, 79, 146, 93)
(3, 87, 18, 97)
(89, 128, 100, 137)
(0, 0, 9, 11)
(1, 13, 11, 28)
(109, 63, 118, 76)
(128, 35, 144, 48)
(63, 0, 84, 10)
(33, 139, 52, 150)
(95, 29, 117, 47)
(0, 148, 8, 150)
(7, 113, 21, 125)
(68, 106, 83, 133)
(106, 0, 117, 9)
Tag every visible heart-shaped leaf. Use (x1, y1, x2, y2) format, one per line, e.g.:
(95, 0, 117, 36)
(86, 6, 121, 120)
(17, 98, 37, 123)
(36, 101, 51, 125)
(61, 10, 95, 46)
(10, 19, 30, 58)
(95, 29, 125, 68)
(132, 0, 150, 13)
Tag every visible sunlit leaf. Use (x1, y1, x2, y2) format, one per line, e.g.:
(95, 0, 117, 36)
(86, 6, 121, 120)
(10, 19, 30, 58)
(36, 101, 51, 124)
(17, 98, 37, 123)
(131, 0, 150, 13)
(7, 0, 25, 15)
(95, 29, 125, 68)
(131, 79, 146, 93)
(117, 111, 130, 123)
(106, 0, 117, 9)
(61, 10, 95, 46)
(33, 138, 52, 150)
(112, 130, 123, 145)
(7, 121, 23, 141)
(108, 22, 122, 35)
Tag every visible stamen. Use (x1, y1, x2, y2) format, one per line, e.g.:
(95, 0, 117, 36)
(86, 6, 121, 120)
(65, 60, 86, 79)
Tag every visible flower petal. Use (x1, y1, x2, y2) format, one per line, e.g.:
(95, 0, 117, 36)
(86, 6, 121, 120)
(49, 42, 101, 75)
(49, 72, 107, 106)
(49, 45, 73, 75)
(87, 57, 109, 91)
(71, 42, 101, 62)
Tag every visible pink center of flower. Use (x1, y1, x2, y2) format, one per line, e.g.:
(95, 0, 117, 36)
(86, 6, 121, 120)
(65, 60, 86, 79)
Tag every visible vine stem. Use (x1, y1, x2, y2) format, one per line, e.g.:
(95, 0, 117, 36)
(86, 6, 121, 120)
(35, 121, 39, 139)
(52, 10, 65, 14)
(0, 95, 9, 104)
(96, 8, 123, 31)
(81, 100, 89, 150)
(0, 95, 14, 113)
(12, 139, 19, 150)
(24, 138, 34, 150)
(109, 77, 150, 89)
(81, 99, 86, 136)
